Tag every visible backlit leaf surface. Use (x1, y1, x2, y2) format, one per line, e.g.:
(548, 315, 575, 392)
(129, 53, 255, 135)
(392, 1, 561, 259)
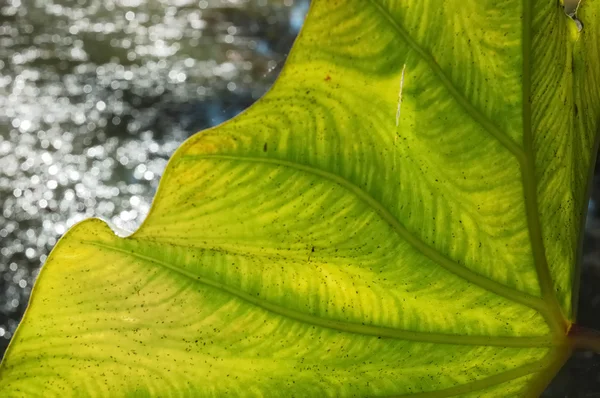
(1, 0, 600, 396)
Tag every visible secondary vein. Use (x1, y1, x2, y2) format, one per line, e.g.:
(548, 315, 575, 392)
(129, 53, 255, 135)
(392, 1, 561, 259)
(181, 154, 548, 316)
(85, 240, 556, 348)
(365, 0, 526, 163)
(386, 351, 555, 398)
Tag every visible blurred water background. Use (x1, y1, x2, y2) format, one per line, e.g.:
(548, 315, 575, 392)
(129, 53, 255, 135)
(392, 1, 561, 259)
(0, 0, 598, 396)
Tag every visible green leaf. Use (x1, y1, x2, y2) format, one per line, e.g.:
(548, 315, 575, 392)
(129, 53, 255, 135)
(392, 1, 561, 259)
(2, 0, 599, 396)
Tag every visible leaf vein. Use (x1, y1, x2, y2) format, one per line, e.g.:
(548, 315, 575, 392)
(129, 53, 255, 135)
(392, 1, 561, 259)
(521, 0, 566, 335)
(181, 154, 548, 316)
(365, 0, 526, 162)
(385, 352, 553, 398)
(85, 240, 556, 348)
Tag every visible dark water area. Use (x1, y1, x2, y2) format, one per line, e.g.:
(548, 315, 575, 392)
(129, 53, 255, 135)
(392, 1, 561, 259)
(0, 0, 307, 347)
(0, 0, 598, 396)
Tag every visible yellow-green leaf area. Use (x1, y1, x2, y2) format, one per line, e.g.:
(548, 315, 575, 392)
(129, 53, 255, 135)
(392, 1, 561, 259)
(1, 0, 600, 397)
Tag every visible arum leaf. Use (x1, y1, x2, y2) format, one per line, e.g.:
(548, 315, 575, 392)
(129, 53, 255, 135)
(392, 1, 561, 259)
(2, 0, 600, 396)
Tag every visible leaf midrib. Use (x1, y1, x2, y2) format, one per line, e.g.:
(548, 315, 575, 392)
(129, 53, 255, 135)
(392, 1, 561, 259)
(85, 239, 555, 348)
(365, 0, 566, 334)
(520, 0, 566, 333)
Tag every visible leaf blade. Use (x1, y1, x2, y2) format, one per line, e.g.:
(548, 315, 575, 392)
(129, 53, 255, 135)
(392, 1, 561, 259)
(0, 219, 553, 396)
(2, 0, 600, 396)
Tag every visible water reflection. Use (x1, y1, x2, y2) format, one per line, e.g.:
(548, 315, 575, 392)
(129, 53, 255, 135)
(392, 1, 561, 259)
(0, 0, 308, 351)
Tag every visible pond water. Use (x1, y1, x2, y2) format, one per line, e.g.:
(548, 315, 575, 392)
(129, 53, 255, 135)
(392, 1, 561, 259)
(0, 0, 598, 396)
(0, 0, 307, 347)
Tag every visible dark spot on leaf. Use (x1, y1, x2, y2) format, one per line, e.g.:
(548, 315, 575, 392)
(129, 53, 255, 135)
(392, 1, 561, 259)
(263, 143, 268, 152)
